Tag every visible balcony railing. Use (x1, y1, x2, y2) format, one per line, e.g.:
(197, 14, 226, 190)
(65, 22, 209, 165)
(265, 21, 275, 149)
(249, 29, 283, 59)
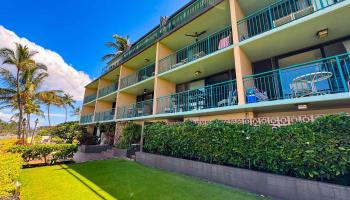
(157, 80, 237, 114)
(98, 82, 118, 98)
(94, 109, 116, 122)
(102, 0, 223, 74)
(243, 52, 350, 103)
(237, 0, 345, 42)
(80, 113, 94, 124)
(120, 63, 155, 89)
(158, 26, 233, 74)
(116, 100, 153, 119)
(83, 93, 97, 104)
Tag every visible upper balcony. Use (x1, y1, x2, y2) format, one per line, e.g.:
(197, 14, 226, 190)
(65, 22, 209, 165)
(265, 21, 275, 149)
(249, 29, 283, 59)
(243, 52, 350, 106)
(156, 79, 237, 115)
(237, 0, 346, 42)
(102, 0, 224, 74)
(158, 26, 233, 75)
(119, 63, 155, 90)
(97, 82, 118, 100)
(116, 99, 153, 120)
(94, 108, 116, 123)
(83, 92, 97, 105)
(80, 113, 94, 125)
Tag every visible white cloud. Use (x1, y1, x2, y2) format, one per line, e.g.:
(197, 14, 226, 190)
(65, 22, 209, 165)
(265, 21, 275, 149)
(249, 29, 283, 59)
(0, 26, 91, 101)
(0, 111, 12, 122)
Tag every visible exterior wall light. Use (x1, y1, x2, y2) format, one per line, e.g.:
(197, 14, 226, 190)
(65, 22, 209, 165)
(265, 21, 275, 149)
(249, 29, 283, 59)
(316, 29, 328, 39)
(194, 71, 202, 77)
(297, 104, 308, 110)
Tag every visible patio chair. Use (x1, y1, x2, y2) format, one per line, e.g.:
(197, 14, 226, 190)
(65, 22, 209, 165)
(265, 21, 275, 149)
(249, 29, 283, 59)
(254, 89, 269, 102)
(290, 82, 313, 97)
(273, 14, 294, 28)
(294, 5, 315, 19)
(217, 90, 237, 107)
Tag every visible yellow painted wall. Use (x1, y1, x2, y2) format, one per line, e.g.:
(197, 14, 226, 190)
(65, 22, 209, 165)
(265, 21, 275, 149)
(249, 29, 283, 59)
(119, 65, 135, 79)
(116, 92, 136, 108)
(98, 79, 113, 90)
(256, 108, 350, 117)
(153, 77, 176, 114)
(95, 100, 113, 113)
(229, 0, 252, 105)
(81, 106, 95, 115)
(155, 42, 174, 75)
(84, 88, 97, 96)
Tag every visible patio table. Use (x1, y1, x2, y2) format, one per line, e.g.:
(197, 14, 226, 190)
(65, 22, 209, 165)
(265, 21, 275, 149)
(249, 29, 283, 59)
(293, 71, 332, 94)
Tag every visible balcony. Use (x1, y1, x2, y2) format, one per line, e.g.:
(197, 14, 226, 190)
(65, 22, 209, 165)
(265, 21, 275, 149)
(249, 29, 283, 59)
(83, 93, 97, 104)
(157, 80, 237, 114)
(243, 52, 350, 104)
(94, 109, 116, 122)
(103, 0, 223, 74)
(158, 26, 233, 74)
(237, 0, 345, 42)
(116, 100, 153, 119)
(98, 82, 118, 99)
(80, 113, 94, 124)
(120, 63, 155, 89)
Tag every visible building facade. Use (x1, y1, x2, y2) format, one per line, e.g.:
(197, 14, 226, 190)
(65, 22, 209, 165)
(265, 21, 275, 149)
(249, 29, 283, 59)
(81, 0, 350, 142)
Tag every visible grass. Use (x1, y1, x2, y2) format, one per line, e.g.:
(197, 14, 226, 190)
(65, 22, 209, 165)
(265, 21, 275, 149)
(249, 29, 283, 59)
(20, 159, 267, 200)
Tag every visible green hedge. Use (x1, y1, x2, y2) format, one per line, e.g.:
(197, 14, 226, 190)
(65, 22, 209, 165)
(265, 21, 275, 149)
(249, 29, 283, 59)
(144, 114, 350, 182)
(0, 153, 22, 198)
(9, 144, 78, 164)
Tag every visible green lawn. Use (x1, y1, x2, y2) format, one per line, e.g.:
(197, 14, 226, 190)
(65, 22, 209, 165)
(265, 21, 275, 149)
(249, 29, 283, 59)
(20, 159, 267, 200)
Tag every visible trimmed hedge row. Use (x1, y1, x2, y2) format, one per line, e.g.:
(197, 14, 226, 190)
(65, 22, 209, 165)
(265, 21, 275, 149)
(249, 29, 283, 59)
(144, 114, 350, 182)
(0, 139, 22, 199)
(9, 144, 78, 164)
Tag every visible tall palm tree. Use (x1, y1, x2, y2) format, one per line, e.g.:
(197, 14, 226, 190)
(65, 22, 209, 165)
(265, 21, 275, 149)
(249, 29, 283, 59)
(102, 34, 130, 63)
(0, 43, 38, 138)
(38, 90, 63, 127)
(61, 93, 76, 122)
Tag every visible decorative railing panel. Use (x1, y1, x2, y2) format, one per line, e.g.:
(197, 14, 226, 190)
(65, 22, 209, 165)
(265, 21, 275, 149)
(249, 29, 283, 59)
(120, 63, 155, 89)
(116, 100, 154, 119)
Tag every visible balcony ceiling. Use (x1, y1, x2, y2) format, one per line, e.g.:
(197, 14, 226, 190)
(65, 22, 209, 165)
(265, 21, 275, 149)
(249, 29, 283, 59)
(85, 80, 99, 89)
(241, 3, 350, 62)
(119, 78, 155, 96)
(101, 67, 120, 81)
(161, 0, 232, 51)
(158, 47, 235, 84)
(124, 44, 157, 69)
(98, 93, 117, 102)
(237, 0, 278, 16)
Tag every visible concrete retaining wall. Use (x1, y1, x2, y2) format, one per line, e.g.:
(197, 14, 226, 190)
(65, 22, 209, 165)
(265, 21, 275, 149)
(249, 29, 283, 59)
(79, 145, 111, 153)
(136, 152, 350, 200)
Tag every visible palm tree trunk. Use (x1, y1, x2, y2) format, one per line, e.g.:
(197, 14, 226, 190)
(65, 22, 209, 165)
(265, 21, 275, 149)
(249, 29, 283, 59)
(16, 69, 23, 140)
(30, 120, 38, 144)
(48, 104, 51, 127)
(27, 114, 31, 140)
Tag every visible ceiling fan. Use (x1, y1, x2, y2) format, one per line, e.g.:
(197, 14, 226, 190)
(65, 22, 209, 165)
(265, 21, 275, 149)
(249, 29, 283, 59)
(185, 30, 207, 42)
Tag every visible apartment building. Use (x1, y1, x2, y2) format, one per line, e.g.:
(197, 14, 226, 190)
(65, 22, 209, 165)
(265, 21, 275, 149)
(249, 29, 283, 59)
(81, 0, 350, 139)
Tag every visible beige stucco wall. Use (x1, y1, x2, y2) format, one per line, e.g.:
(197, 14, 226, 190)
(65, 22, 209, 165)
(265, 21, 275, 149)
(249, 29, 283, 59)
(155, 42, 174, 75)
(98, 79, 113, 90)
(256, 107, 350, 118)
(81, 105, 95, 115)
(153, 77, 176, 114)
(229, 0, 252, 105)
(116, 92, 136, 108)
(95, 100, 113, 113)
(84, 87, 97, 96)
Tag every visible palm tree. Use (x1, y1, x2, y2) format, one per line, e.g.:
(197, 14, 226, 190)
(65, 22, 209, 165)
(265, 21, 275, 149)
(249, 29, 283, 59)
(0, 43, 38, 138)
(38, 90, 63, 127)
(61, 93, 76, 122)
(102, 34, 130, 63)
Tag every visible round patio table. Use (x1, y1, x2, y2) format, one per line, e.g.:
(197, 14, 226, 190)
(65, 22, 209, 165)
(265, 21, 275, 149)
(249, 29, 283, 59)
(293, 71, 333, 94)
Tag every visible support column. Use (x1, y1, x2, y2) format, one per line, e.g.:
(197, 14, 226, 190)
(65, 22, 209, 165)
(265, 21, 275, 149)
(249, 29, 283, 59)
(153, 42, 175, 114)
(229, 0, 253, 105)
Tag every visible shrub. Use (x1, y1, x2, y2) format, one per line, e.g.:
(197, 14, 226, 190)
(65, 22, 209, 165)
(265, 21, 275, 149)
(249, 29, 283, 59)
(0, 153, 22, 198)
(144, 114, 350, 183)
(116, 123, 141, 149)
(8, 144, 78, 164)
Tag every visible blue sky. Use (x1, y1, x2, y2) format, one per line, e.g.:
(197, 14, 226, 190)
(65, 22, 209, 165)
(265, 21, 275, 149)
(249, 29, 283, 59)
(0, 0, 190, 126)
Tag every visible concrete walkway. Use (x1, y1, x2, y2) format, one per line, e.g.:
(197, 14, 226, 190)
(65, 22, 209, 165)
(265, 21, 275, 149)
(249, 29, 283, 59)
(73, 152, 110, 163)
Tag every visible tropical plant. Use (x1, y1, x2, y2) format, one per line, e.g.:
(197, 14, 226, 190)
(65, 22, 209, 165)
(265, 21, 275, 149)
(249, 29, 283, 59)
(61, 93, 75, 122)
(102, 34, 130, 63)
(38, 90, 63, 127)
(116, 123, 141, 149)
(0, 43, 41, 139)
